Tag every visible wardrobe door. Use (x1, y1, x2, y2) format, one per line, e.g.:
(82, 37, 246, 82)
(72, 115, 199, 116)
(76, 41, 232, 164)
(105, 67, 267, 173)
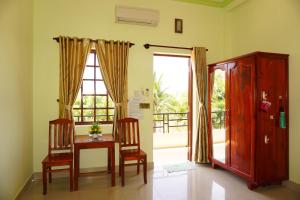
(229, 57, 255, 175)
(208, 65, 227, 165)
(256, 56, 288, 183)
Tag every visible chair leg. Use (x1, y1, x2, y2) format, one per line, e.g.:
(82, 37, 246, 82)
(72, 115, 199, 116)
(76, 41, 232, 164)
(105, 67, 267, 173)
(70, 162, 73, 192)
(48, 166, 52, 183)
(137, 159, 140, 174)
(143, 156, 147, 184)
(42, 163, 47, 195)
(119, 157, 122, 177)
(121, 158, 125, 187)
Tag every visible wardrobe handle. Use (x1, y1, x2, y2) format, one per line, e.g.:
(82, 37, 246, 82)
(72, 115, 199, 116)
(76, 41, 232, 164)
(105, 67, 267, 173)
(264, 135, 270, 144)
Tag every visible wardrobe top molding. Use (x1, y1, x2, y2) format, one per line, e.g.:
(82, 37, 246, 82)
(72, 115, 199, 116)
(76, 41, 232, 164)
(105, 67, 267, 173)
(208, 51, 289, 66)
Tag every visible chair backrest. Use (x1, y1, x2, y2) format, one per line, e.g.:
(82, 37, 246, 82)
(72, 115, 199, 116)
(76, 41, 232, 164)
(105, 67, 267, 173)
(48, 118, 74, 155)
(117, 117, 140, 152)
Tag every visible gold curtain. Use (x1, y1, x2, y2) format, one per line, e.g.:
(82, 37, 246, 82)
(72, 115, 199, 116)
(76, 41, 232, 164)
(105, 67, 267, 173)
(58, 36, 92, 119)
(192, 47, 209, 163)
(94, 40, 130, 138)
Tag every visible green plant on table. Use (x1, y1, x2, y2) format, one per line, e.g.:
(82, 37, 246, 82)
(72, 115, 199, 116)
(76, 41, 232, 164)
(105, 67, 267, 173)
(89, 123, 102, 135)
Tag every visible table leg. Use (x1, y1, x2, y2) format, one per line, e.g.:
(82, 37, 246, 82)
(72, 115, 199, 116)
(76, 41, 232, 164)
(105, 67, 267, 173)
(74, 146, 80, 191)
(107, 148, 111, 173)
(111, 146, 115, 186)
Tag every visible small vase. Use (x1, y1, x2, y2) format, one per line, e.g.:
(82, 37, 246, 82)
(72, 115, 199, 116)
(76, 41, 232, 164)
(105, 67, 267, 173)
(89, 134, 98, 139)
(92, 134, 98, 139)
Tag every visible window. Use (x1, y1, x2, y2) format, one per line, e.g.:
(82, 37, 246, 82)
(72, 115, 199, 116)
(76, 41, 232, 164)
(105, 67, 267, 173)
(73, 50, 114, 125)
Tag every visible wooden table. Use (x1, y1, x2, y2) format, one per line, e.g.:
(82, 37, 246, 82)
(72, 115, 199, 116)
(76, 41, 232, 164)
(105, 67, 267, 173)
(74, 134, 115, 190)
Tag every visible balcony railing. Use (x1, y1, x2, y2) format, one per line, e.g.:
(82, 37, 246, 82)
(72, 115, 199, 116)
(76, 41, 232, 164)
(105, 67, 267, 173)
(153, 112, 188, 134)
(153, 110, 225, 133)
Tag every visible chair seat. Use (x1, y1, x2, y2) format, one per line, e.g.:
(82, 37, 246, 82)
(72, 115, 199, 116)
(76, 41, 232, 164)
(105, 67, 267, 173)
(42, 153, 73, 164)
(120, 149, 146, 161)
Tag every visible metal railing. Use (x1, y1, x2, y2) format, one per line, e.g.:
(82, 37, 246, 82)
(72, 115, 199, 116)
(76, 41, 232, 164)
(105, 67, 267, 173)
(211, 110, 225, 129)
(153, 112, 188, 134)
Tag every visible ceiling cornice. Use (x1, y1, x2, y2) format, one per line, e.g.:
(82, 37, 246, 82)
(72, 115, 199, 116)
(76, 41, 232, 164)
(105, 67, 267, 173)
(174, 0, 234, 8)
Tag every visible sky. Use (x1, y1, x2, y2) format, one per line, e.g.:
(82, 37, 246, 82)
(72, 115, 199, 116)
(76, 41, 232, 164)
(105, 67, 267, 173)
(153, 55, 189, 96)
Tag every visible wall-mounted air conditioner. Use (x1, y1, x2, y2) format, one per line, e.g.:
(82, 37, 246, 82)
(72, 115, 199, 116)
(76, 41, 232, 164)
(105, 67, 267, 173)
(115, 6, 159, 27)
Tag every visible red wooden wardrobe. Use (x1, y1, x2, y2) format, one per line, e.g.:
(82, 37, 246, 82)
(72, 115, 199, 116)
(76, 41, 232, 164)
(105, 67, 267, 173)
(208, 52, 289, 189)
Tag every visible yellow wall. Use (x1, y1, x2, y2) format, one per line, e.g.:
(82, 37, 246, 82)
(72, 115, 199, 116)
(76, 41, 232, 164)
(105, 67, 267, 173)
(226, 0, 300, 184)
(32, 0, 226, 171)
(1, 0, 299, 198)
(0, 0, 33, 199)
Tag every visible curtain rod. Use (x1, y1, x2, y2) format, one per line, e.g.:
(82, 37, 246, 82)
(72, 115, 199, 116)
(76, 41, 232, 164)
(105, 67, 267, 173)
(143, 43, 208, 51)
(53, 37, 135, 47)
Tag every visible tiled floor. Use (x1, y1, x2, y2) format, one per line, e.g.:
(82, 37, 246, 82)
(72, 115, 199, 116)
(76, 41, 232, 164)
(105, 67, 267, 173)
(153, 147, 188, 166)
(20, 164, 300, 200)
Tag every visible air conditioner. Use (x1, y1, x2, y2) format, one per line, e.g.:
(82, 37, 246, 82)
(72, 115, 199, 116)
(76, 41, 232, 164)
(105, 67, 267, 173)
(115, 6, 159, 27)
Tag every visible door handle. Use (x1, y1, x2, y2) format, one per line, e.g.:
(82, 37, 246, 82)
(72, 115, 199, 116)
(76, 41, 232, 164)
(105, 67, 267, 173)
(264, 135, 270, 144)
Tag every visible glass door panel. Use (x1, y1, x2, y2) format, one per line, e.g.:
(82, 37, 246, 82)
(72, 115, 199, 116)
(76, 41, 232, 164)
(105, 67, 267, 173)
(211, 69, 226, 163)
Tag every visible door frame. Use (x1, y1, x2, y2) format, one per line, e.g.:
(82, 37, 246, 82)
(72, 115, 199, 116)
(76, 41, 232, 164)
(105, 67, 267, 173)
(187, 58, 193, 161)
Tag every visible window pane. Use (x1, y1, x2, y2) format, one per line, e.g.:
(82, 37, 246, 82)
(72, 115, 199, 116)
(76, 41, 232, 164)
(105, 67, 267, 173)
(86, 53, 95, 65)
(96, 81, 107, 94)
(108, 97, 114, 107)
(108, 109, 114, 115)
(108, 116, 114, 121)
(82, 81, 94, 94)
(73, 109, 81, 122)
(73, 90, 81, 108)
(95, 56, 99, 66)
(83, 96, 94, 108)
(96, 109, 106, 115)
(97, 116, 108, 121)
(95, 68, 102, 79)
(83, 67, 94, 79)
(108, 109, 114, 121)
(96, 96, 107, 108)
(96, 109, 107, 122)
(73, 51, 115, 124)
(83, 109, 94, 122)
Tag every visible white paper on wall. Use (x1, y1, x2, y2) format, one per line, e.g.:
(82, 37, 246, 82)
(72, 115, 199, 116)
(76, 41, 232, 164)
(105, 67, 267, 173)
(128, 91, 145, 119)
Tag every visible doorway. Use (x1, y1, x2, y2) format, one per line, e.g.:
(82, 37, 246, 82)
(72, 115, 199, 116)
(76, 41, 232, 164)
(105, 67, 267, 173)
(153, 54, 193, 166)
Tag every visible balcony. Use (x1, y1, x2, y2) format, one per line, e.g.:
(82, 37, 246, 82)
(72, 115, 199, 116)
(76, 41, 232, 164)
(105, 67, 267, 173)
(153, 112, 188, 149)
(153, 111, 225, 148)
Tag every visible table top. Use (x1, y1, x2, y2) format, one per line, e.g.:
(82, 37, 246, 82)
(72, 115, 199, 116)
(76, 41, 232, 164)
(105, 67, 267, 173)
(75, 134, 114, 144)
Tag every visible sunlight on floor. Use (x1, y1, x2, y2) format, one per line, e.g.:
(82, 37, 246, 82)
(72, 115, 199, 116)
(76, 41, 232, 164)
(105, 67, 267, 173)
(153, 147, 188, 166)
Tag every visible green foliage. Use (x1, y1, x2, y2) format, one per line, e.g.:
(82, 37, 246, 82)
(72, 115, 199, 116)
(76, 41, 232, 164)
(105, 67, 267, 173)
(153, 72, 188, 115)
(211, 71, 225, 129)
(72, 94, 114, 122)
(153, 73, 189, 133)
(89, 122, 102, 134)
(211, 72, 225, 111)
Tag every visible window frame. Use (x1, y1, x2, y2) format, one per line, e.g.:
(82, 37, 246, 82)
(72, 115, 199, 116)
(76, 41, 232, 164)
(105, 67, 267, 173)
(73, 50, 114, 125)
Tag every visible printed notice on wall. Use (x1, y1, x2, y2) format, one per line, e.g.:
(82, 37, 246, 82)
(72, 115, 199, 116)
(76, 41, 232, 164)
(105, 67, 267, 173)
(128, 91, 145, 119)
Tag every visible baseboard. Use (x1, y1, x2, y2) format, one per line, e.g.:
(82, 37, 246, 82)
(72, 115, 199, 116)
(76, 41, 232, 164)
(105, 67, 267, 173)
(33, 162, 154, 180)
(283, 180, 300, 192)
(15, 174, 34, 200)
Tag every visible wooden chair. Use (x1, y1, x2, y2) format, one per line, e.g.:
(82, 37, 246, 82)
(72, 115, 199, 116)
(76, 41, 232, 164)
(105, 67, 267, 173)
(41, 119, 74, 194)
(118, 117, 147, 186)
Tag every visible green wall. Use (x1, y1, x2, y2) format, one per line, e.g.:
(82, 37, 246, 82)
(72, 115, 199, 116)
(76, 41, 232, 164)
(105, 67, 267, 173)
(226, 0, 300, 184)
(0, 0, 33, 199)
